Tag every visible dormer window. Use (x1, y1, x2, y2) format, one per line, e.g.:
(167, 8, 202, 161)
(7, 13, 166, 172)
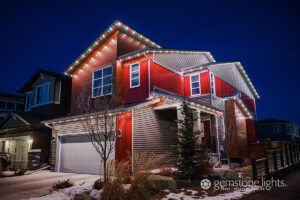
(130, 62, 140, 88)
(35, 83, 50, 105)
(191, 74, 200, 96)
(92, 66, 112, 97)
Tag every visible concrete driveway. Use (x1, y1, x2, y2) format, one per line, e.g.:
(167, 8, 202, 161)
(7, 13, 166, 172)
(0, 170, 99, 200)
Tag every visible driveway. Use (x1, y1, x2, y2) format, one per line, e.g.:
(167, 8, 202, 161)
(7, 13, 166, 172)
(0, 170, 99, 200)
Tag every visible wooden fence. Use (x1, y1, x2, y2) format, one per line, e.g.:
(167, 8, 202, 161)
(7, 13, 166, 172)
(252, 142, 300, 180)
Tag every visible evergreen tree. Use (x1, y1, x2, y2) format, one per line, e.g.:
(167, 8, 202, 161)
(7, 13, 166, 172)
(176, 100, 210, 179)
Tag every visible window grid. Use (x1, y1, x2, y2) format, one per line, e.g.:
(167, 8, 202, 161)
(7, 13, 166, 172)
(93, 66, 112, 98)
(130, 62, 140, 88)
(191, 74, 200, 96)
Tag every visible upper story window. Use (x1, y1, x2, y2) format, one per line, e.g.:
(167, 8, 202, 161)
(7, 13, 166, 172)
(275, 124, 282, 134)
(54, 81, 61, 104)
(210, 73, 215, 95)
(35, 83, 50, 105)
(130, 62, 140, 88)
(25, 92, 32, 111)
(93, 66, 112, 97)
(191, 74, 200, 96)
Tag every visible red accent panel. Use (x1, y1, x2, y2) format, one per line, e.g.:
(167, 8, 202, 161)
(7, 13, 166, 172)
(241, 93, 256, 114)
(200, 72, 210, 94)
(123, 57, 149, 104)
(202, 121, 211, 143)
(215, 76, 237, 98)
(116, 111, 132, 162)
(150, 59, 185, 96)
(246, 119, 257, 144)
(184, 76, 191, 97)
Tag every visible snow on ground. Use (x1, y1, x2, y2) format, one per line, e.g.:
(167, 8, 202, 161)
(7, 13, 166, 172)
(1, 171, 15, 176)
(162, 186, 260, 200)
(30, 176, 100, 200)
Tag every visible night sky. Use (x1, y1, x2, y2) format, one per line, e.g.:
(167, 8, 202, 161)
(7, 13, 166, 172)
(1, 0, 299, 125)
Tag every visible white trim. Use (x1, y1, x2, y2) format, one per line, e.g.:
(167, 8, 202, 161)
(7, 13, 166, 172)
(132, 109, 134, 173)
(92, 65, 113, 98)
(56, 136, 62, 172)
(130, 62, 140, 88)
(190, 74, 201, 96)
(54, 81, 61, 104)
(25, 91, 32, 112)
(34, 82, 50, 106)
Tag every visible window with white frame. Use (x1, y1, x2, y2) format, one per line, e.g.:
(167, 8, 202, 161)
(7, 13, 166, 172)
(190, 74, 200, 95)
(93, 66, 112, 97)
(35, 83, 50, 105)
(130, 62, 140, 88)
(25, 92, 32, 111)
(54, 81, 61, 104)
(210, 73, 215, 95)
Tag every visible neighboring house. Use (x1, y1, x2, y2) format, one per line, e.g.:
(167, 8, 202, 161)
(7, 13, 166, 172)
(43, 20, 260, 175)
(0, 70, 71, 169)
(257, 119, 300, 142)
(0, 92, 24, 113)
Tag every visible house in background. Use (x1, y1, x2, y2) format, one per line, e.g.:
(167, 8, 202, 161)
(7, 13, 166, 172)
(0, 69, 71, 169)
(44, 20, 260, 175)
(257, 119, 300, 142)
(0, 92, 24, 113)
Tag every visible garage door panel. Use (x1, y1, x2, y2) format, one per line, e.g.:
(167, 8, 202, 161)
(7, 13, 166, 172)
(59, 135, 115, 175)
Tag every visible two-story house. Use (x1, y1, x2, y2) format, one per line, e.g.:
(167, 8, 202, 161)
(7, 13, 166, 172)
(43, 20, 260, 175)
(257, 119, 300, 142)
(0, 69, 71, 169)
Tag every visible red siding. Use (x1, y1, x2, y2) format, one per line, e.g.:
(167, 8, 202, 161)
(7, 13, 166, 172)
(241, 93, 256, 114)
(184, 76, 191, 97)
(115, 111, 132, 162)
(71, 33, 118, 114)
(117, 33, 146, 56)
(200, 72, 210, 95)
(151, 58, 185, 96)
(246, 119, 257, 144)
(202, 120, 211, 143)
(123, 57, 149, 104)
(215, 76, 237, 98)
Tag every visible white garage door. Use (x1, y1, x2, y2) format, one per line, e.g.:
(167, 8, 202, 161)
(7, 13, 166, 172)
(59, 135, 115, 175)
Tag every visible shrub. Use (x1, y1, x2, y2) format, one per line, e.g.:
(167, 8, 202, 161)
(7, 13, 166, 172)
(159, 165, 172, 177)
(125, 172, 152, 200)
(101, 178, 126, 200)
(14, 169, 27, 176)
(93, 178, 104, 190)
(50, 179, 74, 192)
(73, 191, 96, 200)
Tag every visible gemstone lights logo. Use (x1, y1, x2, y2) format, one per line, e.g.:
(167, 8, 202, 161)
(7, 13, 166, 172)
(200, 179, 211, 189)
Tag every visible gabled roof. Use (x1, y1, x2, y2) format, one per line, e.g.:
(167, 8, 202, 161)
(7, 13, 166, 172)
(0, 92, 23, 100)
(18, 69, 71, 93)
(118, 48, 215, 74)
(65, 20, 163, 75)
(206, 62, 259, 99)
(0, 112, 47, 129)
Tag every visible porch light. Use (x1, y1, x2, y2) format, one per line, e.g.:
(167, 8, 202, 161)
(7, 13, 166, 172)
(27, 138, 33, 145)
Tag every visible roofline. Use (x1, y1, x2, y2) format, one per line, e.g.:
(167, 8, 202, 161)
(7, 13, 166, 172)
(64, 19, 163, 75)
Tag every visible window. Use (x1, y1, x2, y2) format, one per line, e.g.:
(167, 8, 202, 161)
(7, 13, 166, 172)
(210, 73, 215, 95)
(25, 92, 32, 111)
(130, 62, 140, 88)
(7, 102, 15, 110)
(275, 124, 282, 133)
(35, 83, 50, 105)
(93, 66, 112, 97)
(190, 74, 200, 95)
(54, 81, 61, 104)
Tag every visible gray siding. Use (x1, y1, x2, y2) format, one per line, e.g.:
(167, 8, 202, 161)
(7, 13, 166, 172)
(133, 106, 177, 167)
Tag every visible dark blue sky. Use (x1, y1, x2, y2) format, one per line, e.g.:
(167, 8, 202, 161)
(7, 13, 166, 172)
(1, 0, 299, 125)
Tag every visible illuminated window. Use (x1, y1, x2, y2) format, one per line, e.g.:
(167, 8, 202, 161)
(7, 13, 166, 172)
(191, 74, 200, 95)
(93, 66, 112, 97)
(130, 62, 140, 88)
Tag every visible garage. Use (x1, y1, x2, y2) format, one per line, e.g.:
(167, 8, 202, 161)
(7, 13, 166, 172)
(58, 135, 115, 175)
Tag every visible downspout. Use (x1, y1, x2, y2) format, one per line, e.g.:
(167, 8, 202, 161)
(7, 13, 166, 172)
(143, 52, 151, 98)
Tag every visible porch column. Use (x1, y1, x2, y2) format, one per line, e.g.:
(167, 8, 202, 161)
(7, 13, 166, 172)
(193, 109, 202, 144)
